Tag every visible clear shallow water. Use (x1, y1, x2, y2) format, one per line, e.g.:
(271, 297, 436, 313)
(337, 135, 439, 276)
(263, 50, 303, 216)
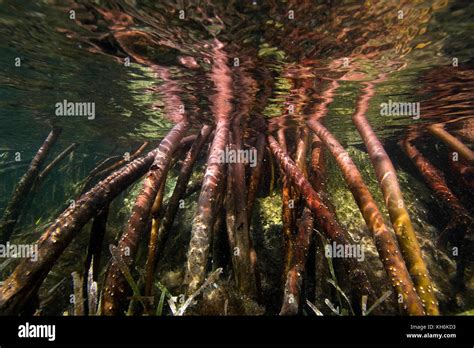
(0, 0, 473, 315)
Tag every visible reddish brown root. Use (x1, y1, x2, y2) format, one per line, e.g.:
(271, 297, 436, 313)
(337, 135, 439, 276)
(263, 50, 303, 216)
(268, 135, 377, 311)
(308, 120, 425, 315)
(0, 127, 62, 244)
(101, 121, 190, 315)
(352, 80, 439, 315)
(0, 142, 163, 314)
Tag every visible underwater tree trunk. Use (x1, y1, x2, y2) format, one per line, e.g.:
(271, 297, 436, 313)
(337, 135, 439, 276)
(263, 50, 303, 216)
(184, 42, 233, 294)
(0, 143, 165, 314)
(101, 120, 189, 315)
(0, 127, 61, 244)
(268, 135, 377, 308)
(351, 81, 439, 315)
(428, 123, 474, 165)
(308, 120, 426, 315)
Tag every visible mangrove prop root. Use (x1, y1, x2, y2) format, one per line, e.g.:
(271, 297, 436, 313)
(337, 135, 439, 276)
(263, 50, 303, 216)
(95, 141, 150, 179)
(246, 132, 266, 296)
(211, 170, 226, 271)
(82, 205, 109, 314)
(157, 125, 213, 265)
(246, 133, 266, 226)
(36, 143, 78, 186)
(144, 179, 166, 299)
(81, 141, 150, 193)
(280, 208, 313, 315)
(184, 124, 229, 294)
(280, 127, 313, 315)
(0, 126, 62, 244)
(278, 129, 296, 277)
(428, 123, 474, 165)
(352, 81, 439, 315)
(0, 142, 161, 314)
(308, 120, 425, 315)
(184, 42, 232, 294)
(294, 128, 310, 178)
(401, 136, 472, 248)
(267, 135, 377, 308)
(225, 100, 257, 296)
(72, 272, 84, 316)
(225, 146, 257, 296)
(101, 121, 190, 315)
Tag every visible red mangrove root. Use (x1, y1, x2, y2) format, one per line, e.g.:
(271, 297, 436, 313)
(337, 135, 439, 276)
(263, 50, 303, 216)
(0, 141, 164, 314)
(400, 136, 472, 247)
(280, 128, 313, 316)
(308, 120, 425, 315)
(225, 135, 257, 296)
(36, 143, 78, 187)
(156, 125, 213, 266)
(101, 120, 190, 315)
(278, 129, 296, 278)
(0, 126, 62, 244)
(428, 123, 474, 165)
(280, 208, 313, 315)
(351, 81, 439, 315)
(246, 133, 266, 226)
(82, 205, 109, 315)
(268, 135, 377, 310)
(144, 178, 167, 299)
(184, 41, 233, 294)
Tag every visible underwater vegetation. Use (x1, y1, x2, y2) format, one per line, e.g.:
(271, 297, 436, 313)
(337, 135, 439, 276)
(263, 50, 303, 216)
(0, 0, 473, 317)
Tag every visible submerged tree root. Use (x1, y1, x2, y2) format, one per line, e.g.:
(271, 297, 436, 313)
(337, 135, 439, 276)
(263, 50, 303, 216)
(308, 120, 425, 315)
(280, 128, 313, 316)
(101, 120, 190, 315)
(0, 127, 191, 314)
(184, 42, 233, 294)
(351, 81, 439, 315)
(427, 123, 474, 165)
(0, 127, 62, 244)
(401, 135, 472, 291)
(145, 125, 213, 299)
(268, 135, 377, 312)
